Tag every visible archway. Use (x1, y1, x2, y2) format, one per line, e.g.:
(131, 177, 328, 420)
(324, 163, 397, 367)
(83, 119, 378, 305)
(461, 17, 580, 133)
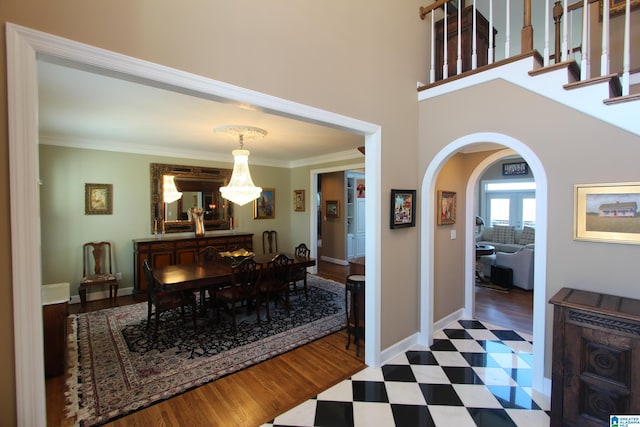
(420, 132, 549, 394)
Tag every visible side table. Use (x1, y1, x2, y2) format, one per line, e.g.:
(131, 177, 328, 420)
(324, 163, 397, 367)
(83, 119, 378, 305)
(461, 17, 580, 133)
(345, 274, 365, 357)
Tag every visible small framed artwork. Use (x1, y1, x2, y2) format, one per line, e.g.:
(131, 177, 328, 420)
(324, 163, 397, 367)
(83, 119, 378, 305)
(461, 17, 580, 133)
(254, 188, 275, 219)
(502, 161, 528, 176)
(85, 183, 113, 215)
(601, 0, 640, 19)
(390, 189, 416, 229)
(437, 190, 456, 225)
(574, 182, 640, 245)
(293, 189, 305, 212)
(325, 200, 340, 218)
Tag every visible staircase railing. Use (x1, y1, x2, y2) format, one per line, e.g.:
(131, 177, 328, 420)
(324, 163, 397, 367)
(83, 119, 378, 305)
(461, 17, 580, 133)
(419, 0, 636, 97)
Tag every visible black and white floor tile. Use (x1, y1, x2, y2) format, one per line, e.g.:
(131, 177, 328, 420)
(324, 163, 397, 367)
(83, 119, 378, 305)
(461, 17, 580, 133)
(262, 319, 550, 427)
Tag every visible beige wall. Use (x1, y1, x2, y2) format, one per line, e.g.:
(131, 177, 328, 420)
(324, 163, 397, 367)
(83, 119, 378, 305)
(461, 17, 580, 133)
(420, 79, 640, 378)
(2, 1, 427, 422)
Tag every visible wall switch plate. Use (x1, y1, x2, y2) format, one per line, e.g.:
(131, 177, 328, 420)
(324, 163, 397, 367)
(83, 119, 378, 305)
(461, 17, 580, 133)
(116, 272, 122, 280)
(450, 229, 456, 239)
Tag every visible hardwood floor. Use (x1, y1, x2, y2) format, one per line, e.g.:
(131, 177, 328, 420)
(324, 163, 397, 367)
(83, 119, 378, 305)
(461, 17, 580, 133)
(46, 262, 531, 426)
(47, 261, 359, 427)
(474, 284, 533, 334)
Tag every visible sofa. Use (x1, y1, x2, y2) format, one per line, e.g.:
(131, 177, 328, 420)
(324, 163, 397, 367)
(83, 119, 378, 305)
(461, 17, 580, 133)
(476, 225, 535, 290)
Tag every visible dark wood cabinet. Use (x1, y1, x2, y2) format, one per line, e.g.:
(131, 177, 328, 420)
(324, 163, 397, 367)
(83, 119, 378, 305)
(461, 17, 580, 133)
(42, 283, 69, 377)
(133, 233, 253, 292)
(435, 6, 497, 81)
(549, 288, 640, 427)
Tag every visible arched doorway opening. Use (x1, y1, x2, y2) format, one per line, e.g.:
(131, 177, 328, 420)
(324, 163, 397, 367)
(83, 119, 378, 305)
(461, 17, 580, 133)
(420, 132, 549, 395)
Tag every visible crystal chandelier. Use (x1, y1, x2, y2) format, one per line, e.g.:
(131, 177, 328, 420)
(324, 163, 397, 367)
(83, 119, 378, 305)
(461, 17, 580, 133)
(216, 125, 266, 206)
(163, 175, 183, 204)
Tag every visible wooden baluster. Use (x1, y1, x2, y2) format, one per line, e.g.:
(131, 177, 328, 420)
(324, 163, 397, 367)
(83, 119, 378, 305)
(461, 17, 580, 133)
(522, 0, 533, 54)
(553, 1, 563, 64)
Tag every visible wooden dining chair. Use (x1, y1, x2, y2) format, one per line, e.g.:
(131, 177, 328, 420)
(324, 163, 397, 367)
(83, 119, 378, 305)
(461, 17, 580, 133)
(215, 257, 261, 331)
(196, 246, 221, 312)
(262, 230, 278, 254)
(143, 259, 197, 339)
(79, 241, 119, 312)
(289, 243, 311, 299)
(259, 253, 293, 320)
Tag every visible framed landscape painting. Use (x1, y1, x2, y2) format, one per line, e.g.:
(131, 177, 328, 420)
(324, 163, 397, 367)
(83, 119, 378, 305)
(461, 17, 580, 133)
(574, 182, 640, 245)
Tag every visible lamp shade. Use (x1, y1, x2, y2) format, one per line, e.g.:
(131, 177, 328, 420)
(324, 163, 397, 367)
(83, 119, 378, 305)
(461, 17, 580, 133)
(220, 149, 262, 206)
(163, 175, 183, 204)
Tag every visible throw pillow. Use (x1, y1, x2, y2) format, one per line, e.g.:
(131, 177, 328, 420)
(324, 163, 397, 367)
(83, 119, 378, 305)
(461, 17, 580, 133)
(519, 226, 535, 245)
(493, 225, 515, 244)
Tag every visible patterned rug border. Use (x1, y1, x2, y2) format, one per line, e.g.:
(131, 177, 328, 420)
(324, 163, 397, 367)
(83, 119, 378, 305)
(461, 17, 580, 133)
(65, 275, 346, 426)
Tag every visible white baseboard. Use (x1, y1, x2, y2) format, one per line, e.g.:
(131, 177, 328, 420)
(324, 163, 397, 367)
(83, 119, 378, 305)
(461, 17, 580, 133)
(380, 333, 421, 366)
(69, 286, 135, 304)
(433, 308, 465, 332)
(319, 255, 349, 266)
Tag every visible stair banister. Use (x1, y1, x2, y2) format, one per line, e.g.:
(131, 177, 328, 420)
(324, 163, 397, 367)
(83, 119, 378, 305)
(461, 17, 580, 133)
(522, 0, 533, 53)
(443, 2, 448, 79)
(622, 0, 631, 96)
(457, 2, 462, 75)
(601, 0, 610, 75)
(544, 0, 550, 66)
(472, 0, 478, 69)
(580, 0, 590, 79)
(488, 0, 494, 64)
(430, 12, 436, 83)
(505, 0, 511, 58)
(562, 0, 569, 61)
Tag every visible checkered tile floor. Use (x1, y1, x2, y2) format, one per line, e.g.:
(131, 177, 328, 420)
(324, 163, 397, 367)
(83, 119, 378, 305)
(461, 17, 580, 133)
(262, 319, 550, 427)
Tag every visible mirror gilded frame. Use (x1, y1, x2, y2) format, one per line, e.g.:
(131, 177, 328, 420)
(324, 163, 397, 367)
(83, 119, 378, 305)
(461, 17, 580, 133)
(150, 163, 233, 233)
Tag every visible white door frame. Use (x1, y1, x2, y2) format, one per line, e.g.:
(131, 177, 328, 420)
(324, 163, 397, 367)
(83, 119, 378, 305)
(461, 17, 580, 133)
(6, 22, 382, 425)
(420, 133, 549, 395)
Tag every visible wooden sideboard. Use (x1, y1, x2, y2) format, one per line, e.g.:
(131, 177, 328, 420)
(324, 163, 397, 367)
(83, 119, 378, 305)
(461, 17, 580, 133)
(549, 288, 640, 427)
(133, 233, 253, 292)
(435, 5, 497, 81)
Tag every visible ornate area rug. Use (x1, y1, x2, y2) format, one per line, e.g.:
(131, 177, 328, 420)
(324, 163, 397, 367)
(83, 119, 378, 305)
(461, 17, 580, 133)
(65, 275, 346, 426)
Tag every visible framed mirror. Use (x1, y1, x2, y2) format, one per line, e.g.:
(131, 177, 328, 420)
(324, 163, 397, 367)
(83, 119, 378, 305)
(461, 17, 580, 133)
(150, 163, 233, 233)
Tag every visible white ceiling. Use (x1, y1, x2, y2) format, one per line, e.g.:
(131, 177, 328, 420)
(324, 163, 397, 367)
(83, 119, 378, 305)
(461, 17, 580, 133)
(37, 59, 365, 168)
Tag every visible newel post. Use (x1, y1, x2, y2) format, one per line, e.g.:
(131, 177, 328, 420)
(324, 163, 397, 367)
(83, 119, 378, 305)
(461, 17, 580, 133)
(521, 0, 533, 52)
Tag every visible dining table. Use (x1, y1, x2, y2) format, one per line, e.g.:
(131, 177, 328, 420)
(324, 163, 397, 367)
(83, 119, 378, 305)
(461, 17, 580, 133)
(152, 252, 316, 293)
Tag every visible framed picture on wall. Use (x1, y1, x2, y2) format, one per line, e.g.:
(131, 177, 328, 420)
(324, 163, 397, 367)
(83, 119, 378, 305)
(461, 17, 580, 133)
(254, 188, 275, 219)
(437, 190, 456, 225)
(85, 183, 113, 215)
(325, 200, 339, 218)
(293, 189, 305, 212)
(390, 189, 416, 229)
(601, 0, 640, 19)
(574, 182, 640, 245)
